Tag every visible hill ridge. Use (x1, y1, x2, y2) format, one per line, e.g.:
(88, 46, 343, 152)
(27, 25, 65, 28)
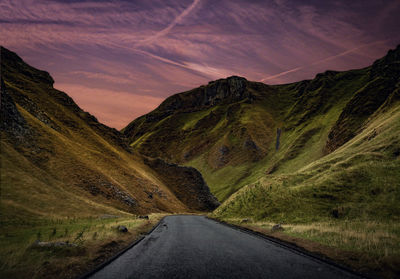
(123, 45, 400, 202)
(0, 46, 219, 224)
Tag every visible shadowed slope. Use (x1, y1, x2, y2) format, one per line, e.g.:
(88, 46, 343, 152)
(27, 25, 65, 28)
(0, 46, 218, 225)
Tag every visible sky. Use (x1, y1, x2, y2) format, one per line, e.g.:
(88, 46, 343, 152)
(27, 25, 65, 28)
(1, 0, 399, 129)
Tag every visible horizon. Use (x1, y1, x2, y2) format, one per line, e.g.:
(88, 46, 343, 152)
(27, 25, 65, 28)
(1, 0, 399, 129)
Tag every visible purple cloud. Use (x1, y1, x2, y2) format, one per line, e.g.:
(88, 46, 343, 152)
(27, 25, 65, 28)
(1, 0, 399, 129)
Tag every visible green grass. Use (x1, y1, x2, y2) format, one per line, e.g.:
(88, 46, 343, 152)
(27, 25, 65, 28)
(181, 109, 214, 130)
(184, 85, 363, 202)
(123, 66, 377, 204)
(214, 104, 400, 222)
(188, 156, 255, 201)
(3, 45, 400, 278)
(0, 214, 164, 279)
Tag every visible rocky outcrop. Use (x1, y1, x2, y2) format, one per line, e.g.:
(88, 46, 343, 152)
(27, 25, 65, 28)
(324, 45, 400, 154)
(0, 77, 32, 140)
(324, 79, 395, 153)
(1, 78, 55, 166)
(143, 158, 220, 211)
(117, 225, 128, 233)
(1, 46, 54, 86)
(160, 76, 249, 112)
(203, 76, 249, 106)
(4, 84, 62, 132)
(77, 173, 137, 209)
(370, 45, 400, 80)
(123, 76, 251, 138)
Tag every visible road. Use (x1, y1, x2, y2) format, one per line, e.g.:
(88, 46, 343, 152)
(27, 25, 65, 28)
(87, 215, 361, 279)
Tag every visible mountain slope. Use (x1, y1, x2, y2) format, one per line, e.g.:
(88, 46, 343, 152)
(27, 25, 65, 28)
(215, 100, 400, 221)
(0, 46, 218, 225)
(123, 46, 400, 204)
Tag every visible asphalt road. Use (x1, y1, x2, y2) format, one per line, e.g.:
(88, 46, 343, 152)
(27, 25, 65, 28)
(87, 215, 362, 279)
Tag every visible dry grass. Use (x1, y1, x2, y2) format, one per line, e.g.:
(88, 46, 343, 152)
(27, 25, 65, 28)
(256, 220, 399, 257)
(1, 48, 195, 225)
(0, 214, 165, 279)
(221, 217, 400, 278)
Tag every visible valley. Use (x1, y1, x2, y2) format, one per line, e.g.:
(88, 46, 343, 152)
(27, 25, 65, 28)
(1, 45, 399, 278)
(124, 46, 400, 222)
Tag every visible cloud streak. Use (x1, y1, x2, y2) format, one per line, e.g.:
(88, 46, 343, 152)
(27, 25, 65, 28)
(2, 0, 399, 128)
(261, 40, 390, 82)
(135, 0, 202, 47)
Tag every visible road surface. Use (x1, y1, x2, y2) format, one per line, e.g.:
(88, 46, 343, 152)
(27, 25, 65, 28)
(87, 215, 361, 279)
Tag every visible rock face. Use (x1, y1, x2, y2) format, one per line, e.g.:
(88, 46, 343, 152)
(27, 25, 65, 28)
(370, 46, 400, 80)
(203, 76, 249, 106)
(161, 76, 249, 112)
(122, 76, 251, 138)
(143, 158, 220, 211)
(0, 77, 32, 141)
(324, 45, 400, 154)
(1, 46, 54, 86)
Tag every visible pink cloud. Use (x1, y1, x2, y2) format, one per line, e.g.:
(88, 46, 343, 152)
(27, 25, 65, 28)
(2, 0, 399, 129)
(55, 83, 163, 129)
(260, 40, 390, 83)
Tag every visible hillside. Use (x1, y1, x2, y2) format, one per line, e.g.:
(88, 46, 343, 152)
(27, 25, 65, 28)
(122, 47, 400, 276)
(123, 46, 400, 205)
(0, 46, 219, 226)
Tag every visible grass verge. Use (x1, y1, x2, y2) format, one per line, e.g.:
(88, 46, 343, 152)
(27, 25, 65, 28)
(0, 214, 165, 279)
(215, 217, 400, 279)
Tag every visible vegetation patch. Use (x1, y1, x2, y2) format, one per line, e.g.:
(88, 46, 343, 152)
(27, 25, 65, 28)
(218, 218, 400, 279)
(0, 214, 164, 279)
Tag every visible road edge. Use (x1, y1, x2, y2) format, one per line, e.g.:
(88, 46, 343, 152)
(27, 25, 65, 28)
(78, 217, 165, 279)
(206, 216, 372, 279)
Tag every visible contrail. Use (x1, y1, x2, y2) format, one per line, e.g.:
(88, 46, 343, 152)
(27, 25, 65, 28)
(135, 0, 201, 47)
(260, 40, 388, 82)
(260, 67, 302, 81)
(113, 43, 213, 78)
(135, 49, 227, 79)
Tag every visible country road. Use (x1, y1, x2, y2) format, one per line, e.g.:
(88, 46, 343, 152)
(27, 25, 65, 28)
(87, 215, 362, 279)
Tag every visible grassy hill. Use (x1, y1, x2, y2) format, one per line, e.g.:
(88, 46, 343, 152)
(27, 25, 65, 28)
(2, 43, 399, 278)
(123, 46, 400, 205)
(214, 46, 400, 221)
(0, 46, 219, 226)
(122, 46, 400, 277)
(0, 46, 219, 277)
